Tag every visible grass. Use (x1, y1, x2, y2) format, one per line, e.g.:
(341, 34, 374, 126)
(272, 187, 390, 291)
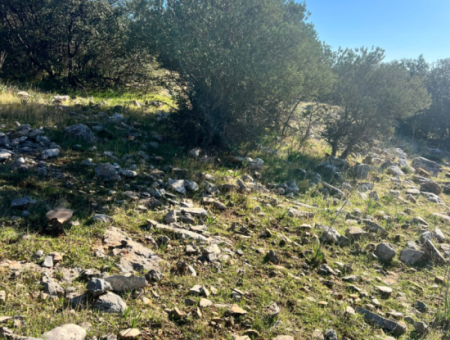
(0, 85, 449, 339)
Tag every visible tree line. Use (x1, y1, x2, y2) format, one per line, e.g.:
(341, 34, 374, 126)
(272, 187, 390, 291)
(0, 0, 448, 155)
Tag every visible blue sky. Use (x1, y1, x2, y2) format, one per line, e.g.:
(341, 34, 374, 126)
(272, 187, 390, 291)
(304, 0, 450, 63)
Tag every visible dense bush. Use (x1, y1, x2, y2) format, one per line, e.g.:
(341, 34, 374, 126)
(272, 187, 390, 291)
(0, 0, 154, 88)
(134, 0, 332, 147)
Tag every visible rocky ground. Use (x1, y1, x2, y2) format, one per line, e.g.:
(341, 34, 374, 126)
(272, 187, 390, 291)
(0, 90, 450, 340)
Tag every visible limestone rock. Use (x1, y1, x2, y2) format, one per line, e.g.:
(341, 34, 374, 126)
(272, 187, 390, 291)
(42, 324, 86, 340)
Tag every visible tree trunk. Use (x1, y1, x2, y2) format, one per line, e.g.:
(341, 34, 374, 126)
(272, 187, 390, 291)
(331, 141, 338, 157)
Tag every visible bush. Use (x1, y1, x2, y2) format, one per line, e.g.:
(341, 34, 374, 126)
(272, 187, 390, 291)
(138, 0, 330, 147)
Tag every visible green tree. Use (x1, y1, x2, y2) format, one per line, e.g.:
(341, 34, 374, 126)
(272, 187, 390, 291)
(134, 0, 331, 147)
(0, 0, 153, 87)
(322, 47, 431, 159)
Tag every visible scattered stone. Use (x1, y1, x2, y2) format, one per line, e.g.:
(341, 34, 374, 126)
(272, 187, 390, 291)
(118, 328, 141, 339)
(95, 163, 121, 182)
(64, 124, 96, 143)
(356, 307, 407, 336)
(46, 209, 73, 224)
(42, 324, 86, 340)
(11, 196, 36, 209)
(374, 243, 396, 262)
(42, 256, 54, 268)
(414, 321, 428, 333)
(87, 278, 112, 297)
(93, 292, 127, 313)
(422, 239, 446, 263)
(42, 148, 60, 159)
(93, 214, 113, 224)
(400, 248, 425, 265)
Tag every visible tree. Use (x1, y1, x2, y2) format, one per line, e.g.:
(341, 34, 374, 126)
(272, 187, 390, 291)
(134, 0, 331, 147)
(322, 47, 431, 159)
(0, 0, 154, 87)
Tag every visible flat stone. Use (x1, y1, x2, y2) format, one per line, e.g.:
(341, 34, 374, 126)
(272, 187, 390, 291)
(105, 275, 148, 292)
(227, 304, 247, 315)
(11, 196, 36, 208)
(199, 298, 212, 308)
(345, 227, 367, 240)
(103, 228, 161, 273)
(93, 214, 114, 224)
(42, 324, 86, 340)
(46, 209, 73, 224)
(376, 286, 393, 298)
(356, 307, 407, 336)
(42, 256, 54, 268)
(118, 328, 141, 339)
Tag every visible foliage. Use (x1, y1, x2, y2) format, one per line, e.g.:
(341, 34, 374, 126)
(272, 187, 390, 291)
(321, 47, 431, 158)
(0, 0, 155, 88)
(133, 0, 332, 147)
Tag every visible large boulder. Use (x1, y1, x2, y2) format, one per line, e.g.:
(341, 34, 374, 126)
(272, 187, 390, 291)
(412, 157, 440, 176)
(64, 124, 96, 143)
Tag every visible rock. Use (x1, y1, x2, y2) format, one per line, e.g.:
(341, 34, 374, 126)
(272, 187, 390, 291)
(363, 220, 388, 236)
(64, 124, 96, 143)
(320, 226, 341, 244)
(42, 256, 54, 268)
(374, 243, 396, 262)
(93, 292, 127, 313)
(189, 148, 201, 158)
(414, 321, 428, 333)
(356, 307, 407, 336)
(87, 278, 112, 297)
(422, 192, 444, 205)
(345, 227, 367, 240)
(434, 227, 446, 243)
(324, 328, 337, 340)
(41, 276, 64, 297)
(226, 304, 247, 315)
(420, 179, 442, 195)
(386, 166, 404, 177)
(93, 214, 113, 224)
(105, 275, 148, 292)
(266, 250, 280, 264)
(422, 239, 446, 263)
(355, 164, 371, 179)
(164, 210, 177, 224)
(11, 196, 36, 209)
(412, 157, 440, 176)
(42, 148, 60, 159)
(432, 213, 450, 224)
(95, 163, 121, 182)
(118, 328, 141, 339)
(199, 298, 212, 308)
(369, 191, 379, 201)
(103, 228, 161, 273)
(168, 178, 186, 195)
(272, 337, 294, 340)
(265, 303, 280, 316)
(42, 324, 86, 340)
(185, 180, 199, 191)
(46, 209, 73, 224)
(376, 286, 393, 298)
(400, 248, 425, 265)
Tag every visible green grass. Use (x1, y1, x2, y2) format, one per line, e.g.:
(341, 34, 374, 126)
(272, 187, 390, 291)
(0, 85, 448, 339)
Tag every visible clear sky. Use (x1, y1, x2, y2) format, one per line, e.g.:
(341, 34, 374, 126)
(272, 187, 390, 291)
(304, 0, 450, 63)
